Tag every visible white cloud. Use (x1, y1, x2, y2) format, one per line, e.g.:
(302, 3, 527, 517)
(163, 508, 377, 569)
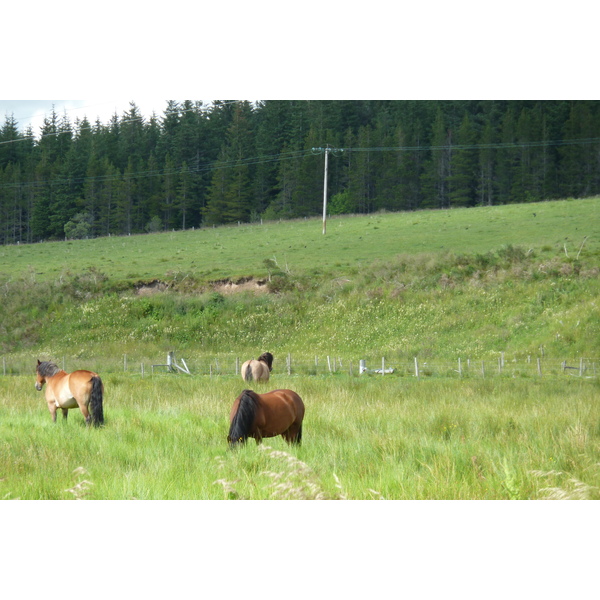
(0, 100, 179, 137)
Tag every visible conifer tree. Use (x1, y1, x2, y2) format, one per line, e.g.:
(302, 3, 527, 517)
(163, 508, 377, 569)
(421, 106, 451, 208)
(449, 113, 478, 207)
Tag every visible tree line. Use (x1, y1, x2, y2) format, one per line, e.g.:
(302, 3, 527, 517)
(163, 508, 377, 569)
(0, 100, 599, 244)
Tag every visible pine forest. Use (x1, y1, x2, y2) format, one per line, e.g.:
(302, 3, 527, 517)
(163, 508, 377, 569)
(0, 100, 599, 245)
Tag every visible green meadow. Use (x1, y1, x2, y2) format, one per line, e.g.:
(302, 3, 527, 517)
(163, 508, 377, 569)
(0, 197, 598, 499)
(1, 197, 597, 285)
(1, 373, 598, 500)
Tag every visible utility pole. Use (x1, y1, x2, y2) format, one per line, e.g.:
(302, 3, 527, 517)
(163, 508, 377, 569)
(312, 146, 343, 234)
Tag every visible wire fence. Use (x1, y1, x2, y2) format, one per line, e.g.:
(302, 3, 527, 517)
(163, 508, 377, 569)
(3, 353, 598, 380)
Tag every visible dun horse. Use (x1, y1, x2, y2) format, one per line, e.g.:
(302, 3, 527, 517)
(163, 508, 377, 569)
(227, 389, 304, 447)
(35, 360, 104, 427)
(241, 352, 273, 383)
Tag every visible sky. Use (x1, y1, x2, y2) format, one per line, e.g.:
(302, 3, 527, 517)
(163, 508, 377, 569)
(0, 99, 183, 136)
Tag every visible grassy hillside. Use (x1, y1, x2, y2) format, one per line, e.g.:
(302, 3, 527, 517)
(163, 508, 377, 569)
(1, 197, 598, 284)
(0, 197, 598, 367)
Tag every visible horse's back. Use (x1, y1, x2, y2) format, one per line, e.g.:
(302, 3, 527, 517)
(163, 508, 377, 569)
(67, 369, 100, 398)
(260, 389, 304, 422)
(241, 360, 269, 382)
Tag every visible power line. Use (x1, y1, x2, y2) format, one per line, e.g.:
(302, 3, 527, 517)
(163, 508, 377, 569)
(0, 147, 310, 191)
(0, 136, 599, 192)
(343, 138, 600, 153)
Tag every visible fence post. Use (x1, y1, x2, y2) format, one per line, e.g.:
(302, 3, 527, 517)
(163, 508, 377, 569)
(458, 358, 462, 377)
(381, 357, 385, 375)
(124, 354, 127, 372)
(141, 363, 144, 378)
(236, 357, 239, 375)
(287, 353, 292, 375)
(537, 358, 542, 377)
(580, 357, 584, 377)
(414, 357, 420, 380)
(481, 361, 485, 378)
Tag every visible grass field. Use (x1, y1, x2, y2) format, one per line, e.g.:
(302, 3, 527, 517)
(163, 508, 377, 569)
(0, 197, 598, 501)
(1, 372, 598, 500)
(1, 197, 598, 285)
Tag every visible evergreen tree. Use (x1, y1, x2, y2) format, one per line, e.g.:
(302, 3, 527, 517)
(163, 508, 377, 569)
(291, 126, 323, 217)
(347, 125, 376, 213)
(161, 154, 177, 229)
(421, 106, 452, 208)
(203, 102, 254, 224)
(268, 141, 301, 220)
(175, 162, 192, 230)
(478, 118, 496, 205)
(449, 112, 478, 207)
(114, 158, 136, 234)
(0, 114, 24, 168)
(496, 107, 518, 204)
(559, 101, 598, 198)
(97, 159, 119, 236)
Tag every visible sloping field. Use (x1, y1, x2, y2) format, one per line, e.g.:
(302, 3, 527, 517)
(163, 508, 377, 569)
(1, 198, 598, 285)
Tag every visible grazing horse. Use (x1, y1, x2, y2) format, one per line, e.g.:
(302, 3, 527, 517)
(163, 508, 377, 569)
(241, 352, 273, 383)
(227, 389, 304, 447)
(35, 360, 104, 427)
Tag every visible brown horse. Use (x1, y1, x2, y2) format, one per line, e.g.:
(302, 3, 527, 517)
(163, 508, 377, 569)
(227, 389, 304, 447)
(241, 352, 273, 383)
(35, 360, 104, 427)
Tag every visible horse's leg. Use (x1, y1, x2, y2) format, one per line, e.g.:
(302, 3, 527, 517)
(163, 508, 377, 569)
(48, 402, 57, 423)
(62, 408, 68, 421)
(78, 400, 91, 426)
(282, 424, 302, 445)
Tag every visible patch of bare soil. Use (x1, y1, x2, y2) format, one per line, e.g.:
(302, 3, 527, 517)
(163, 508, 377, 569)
(134, 276, 268, 296)
(135, 280, 169, 295)
(212, 277, 268, 295)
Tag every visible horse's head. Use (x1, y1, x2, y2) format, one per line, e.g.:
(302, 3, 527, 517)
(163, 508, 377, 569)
(36, 360, 58, 391)
(35, 360, 45, 391)
(259, 352, 274, 371)
(227, 436, 245, 448)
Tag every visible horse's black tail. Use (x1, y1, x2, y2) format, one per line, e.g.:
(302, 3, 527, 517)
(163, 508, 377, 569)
(243, 364, 253, 382)
(228, 390, 257, 447)
(90, 376, 104, 427)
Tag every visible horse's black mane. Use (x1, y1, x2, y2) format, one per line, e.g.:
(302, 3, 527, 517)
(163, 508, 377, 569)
(37, 361, 60, 377)
(228, 389, 259, 445)
(258, 352, 274, 371)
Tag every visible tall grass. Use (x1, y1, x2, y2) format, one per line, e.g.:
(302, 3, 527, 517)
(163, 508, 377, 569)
(1, 373, 598, 499)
